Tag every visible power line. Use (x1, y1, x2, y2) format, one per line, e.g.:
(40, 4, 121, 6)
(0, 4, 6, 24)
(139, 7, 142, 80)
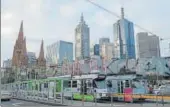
(85, 0, 155, 35)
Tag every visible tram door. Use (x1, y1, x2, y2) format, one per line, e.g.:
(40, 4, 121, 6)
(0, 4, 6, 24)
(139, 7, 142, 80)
(49, 81, 55, 99)
(118, 81, 124, 93)
(80, 79, 87, 95)
(117, 80, 131, 93)
(86, 79, 93, 94)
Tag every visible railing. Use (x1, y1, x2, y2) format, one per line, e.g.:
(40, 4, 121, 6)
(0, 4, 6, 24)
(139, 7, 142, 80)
(113, 93, 170, 100)
(3, 85, 170, 106)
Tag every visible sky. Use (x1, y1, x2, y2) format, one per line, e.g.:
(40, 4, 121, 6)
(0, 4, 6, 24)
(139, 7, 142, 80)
(1, 0, 170, 63)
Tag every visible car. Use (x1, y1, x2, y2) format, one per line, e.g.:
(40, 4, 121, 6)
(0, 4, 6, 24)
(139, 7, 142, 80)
(153, 85, 170, 95)
(1, 90, 12, 101)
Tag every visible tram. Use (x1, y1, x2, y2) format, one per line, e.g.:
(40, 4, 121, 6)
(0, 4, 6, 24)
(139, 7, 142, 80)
(106, 73, 149, 101)
(3, 77, 66, 99)
(2, 72, 149, 102)
(58, 73, 108, 101)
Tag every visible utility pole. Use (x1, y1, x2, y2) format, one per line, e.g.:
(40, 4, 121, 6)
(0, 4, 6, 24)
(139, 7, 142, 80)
(0, 64, 1, 107)
(0, 58, 1, 103)
(0, 22, 1, 105)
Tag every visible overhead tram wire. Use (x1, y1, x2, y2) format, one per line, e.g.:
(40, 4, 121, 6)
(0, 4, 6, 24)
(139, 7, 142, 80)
(85, 0, 155, 35)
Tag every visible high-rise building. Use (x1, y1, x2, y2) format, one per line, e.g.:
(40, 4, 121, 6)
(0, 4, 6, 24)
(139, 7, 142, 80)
(27, 52, 37, 67)
(37, 40, 46, 67)
(169, 43, 170, 56)
(90, 43, 94, 56)
(46, 40, 73, 65)
(99, 38, 110, 45)
(94, 44, 100, 55)
(101, 43, 114, 60)
(75, 13, 90, 59)
(99, 38, 110, 56)
(12, 21, 28, 67)
(3, 59, 12, 68)
(113, 7, 135, 59)
(137, 32, 160, 58)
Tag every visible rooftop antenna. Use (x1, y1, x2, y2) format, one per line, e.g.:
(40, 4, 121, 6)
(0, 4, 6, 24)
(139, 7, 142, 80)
(121, 7, 124, 19)
(120, 0, 125, 19)
(80, 12, 84, 23)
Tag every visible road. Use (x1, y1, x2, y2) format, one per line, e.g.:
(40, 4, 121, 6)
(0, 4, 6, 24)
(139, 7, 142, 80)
(1, 99, 170, 107)
(63, 99, 170, 107)
(1, 99, 54, 107)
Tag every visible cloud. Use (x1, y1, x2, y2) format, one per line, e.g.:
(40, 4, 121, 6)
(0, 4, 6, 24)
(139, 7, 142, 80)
(59, 4, 76, 17)
(2, 12, 13, 20)
(91, 11, 112, 27)
(1, 0, 170, 63)
(1, 27, 13, 35)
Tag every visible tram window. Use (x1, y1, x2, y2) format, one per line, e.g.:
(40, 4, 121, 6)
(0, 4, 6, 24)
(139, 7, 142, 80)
(39, 84, 42, 91)
(73, 81, 77, 87)
(68, 81, 71, 87)
(133, 79, 140, 82)
(87, 80, 92, 87)
(20, 84, 22, 89)
(68, 81, 77, 88)
(35, 84, 38, 90)
(63, 81, 69, 88)
(23, 83, 25, 90)
(92, 80, 97, 88)
(25, 83, 27, 90)
(125, 80, 130, 87)
(107, 80, 112, 88)
(44, 83, 48, 88)
(132, 84, 136, 88)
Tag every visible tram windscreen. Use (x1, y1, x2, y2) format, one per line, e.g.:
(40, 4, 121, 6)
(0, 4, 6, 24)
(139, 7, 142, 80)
(132, 80, 144, 88)
(94, 80, 106, 89)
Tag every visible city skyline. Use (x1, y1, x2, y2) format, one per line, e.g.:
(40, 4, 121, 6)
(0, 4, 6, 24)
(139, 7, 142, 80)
(113, 7, 136, 59)
(136, 32, 160, 58)
(75, 13, 90, 59)
(46, 40, 73, 65)
(2, 0, 170, 63)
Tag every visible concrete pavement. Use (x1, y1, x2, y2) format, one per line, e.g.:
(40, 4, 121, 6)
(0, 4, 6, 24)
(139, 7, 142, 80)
(1, 99, 170, 107)
(1, 99, 52, 107)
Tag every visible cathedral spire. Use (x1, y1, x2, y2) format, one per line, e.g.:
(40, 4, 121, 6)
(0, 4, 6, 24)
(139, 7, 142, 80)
(22, 37, 28, 66)
(38, 39, 44, 59)
(23, 37, 27, 54)
(12, 21, 28, 67)
(18, 20, 24, 41)
(37, 39, 46, 67)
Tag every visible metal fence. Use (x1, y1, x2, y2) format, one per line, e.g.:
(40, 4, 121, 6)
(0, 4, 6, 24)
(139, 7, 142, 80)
(2, 84, 170, 106)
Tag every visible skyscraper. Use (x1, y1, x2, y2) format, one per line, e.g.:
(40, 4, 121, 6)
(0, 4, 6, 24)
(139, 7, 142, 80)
(75, 13, 90, 59)
(113, 8, 135, 59)
(99, 38, 110, 45)
(169, 43, 170, 55)
(12, 21, 28, 67)
(137, 32, 160, 58)
(90, 43, 94, 56)
(99, 38, 110, 56)
(101, 43, 114, 60)
(27, 52, 37, 67)
(46, 40, 73, 65)
(3, 59, 12, 68)
(94, 44, 100, 55)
